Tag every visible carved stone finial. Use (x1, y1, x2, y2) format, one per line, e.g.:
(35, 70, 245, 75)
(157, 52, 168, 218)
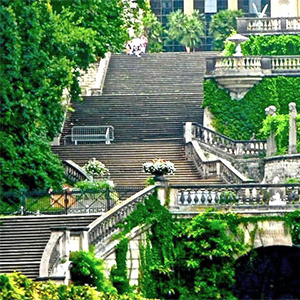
(289, 102, 297, 116)
(265, 105, 277, 116)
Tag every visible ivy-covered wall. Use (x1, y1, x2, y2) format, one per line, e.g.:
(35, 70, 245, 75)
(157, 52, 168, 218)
(203, 77, 300, 140)
(112, 193, 300, 300)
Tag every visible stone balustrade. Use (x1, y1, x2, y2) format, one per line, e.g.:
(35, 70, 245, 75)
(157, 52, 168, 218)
(63, 160, 92, 183)
(88, 185, 156, 246)
(206, 56, 300, 76)
(170, 183, 300, 207)
(237, 17, 300, 35)
(191, 122, 266, 158)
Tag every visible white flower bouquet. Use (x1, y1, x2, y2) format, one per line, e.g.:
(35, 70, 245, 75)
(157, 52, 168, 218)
(83, 158, 110, 178)
(143, 158, 176, 175)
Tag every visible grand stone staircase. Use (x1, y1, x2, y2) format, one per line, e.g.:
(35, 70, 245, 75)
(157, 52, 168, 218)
(0, 53, 222, 280)
(0, 215, 100, 279)
(54, 52, 221, 187)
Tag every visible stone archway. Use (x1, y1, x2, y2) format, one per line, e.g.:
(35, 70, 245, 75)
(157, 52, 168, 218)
(234, 245, 300, 300)
(242, 220, 293, 248)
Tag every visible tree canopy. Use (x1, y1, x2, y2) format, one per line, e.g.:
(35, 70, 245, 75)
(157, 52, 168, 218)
(0, 0, 144, 193)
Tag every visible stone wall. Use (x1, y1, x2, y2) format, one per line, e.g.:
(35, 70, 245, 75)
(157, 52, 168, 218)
(264, 154, 300, 183)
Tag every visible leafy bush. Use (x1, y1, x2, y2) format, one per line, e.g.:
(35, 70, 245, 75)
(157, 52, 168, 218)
(260, 114, 290, 154)
(209, 10, 243, 50)
(203, 77, 300, 140)
(242, 35, 300, 56)
(69, 247, 117, 295)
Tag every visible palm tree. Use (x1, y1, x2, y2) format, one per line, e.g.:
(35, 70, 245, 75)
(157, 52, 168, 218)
(166, 10, 205, 52)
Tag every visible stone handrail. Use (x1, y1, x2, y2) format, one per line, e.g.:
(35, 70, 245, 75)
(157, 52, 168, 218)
(191, 123, 266, 158)
(237, 17, 300, 35)
(171, 183, 300, 206)
(88, 185, 156, 246)
(186, 140, 251, 184)
(206, 56, 300, 76)
(39, 231, 63, 277)
(63, 160, 92, 183)
(91, 52, 111, 96)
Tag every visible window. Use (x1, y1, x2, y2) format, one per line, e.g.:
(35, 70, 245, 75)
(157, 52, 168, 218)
(205, 0, 217, 13)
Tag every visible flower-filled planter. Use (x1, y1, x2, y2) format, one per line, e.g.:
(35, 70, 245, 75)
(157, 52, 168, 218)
(83, 158, 110, 181)
(143, 158, 176, 181)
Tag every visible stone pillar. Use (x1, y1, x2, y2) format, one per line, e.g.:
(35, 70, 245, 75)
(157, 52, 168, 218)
(156, 180, 169, 207)
(265, 105, 277, 157)
(289, 102, 297, 154)
(184, 0, 194, 15)
(62, 230, 71, 258)
(81, 230, 89, 252)
(228, 0, 238, 10)
(184, 122, 193, 143)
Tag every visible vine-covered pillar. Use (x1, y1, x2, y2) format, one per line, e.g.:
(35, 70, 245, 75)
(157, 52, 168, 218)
(289, 102, 297, 154)
(265, 105, 277, 157)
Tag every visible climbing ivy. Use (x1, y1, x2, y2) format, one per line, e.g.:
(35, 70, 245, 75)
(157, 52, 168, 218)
(203, 77, 300, 140)
(110, 237, 130, 294)
(115, 194, 247, 299)
(113, 192, 300, 299)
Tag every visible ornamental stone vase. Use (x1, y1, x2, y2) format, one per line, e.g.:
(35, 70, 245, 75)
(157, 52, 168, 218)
(153, 172, 167, 182)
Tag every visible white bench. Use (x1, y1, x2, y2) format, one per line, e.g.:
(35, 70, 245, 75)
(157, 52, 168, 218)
(71, 126, 114, 145)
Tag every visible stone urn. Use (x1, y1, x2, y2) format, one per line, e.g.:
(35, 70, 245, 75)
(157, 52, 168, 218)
(153, 172, 167, 182)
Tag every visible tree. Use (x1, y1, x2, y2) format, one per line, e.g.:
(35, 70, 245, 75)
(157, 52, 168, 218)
(166, 10, 205, 52)
(140, 8, 165, 53)
(209, 10, 244, 50)
(0, 0, 143, 193)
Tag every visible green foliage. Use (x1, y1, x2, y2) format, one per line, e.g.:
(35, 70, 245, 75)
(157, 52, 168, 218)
(1, 0, 141, 194)
(284, 210, 300, 245)
(166, 10, 205, 52)
(209, 10, 243, 50)
(260, 114, 290, 154)
(110, 238, 131, 294)
(285, 178, 300, 184)
(242, 35, 300, 56)
(116, 193, 247, 299)
(139, 5, 164, 53)
(203, 77, 300, 140)
(75, 180, 113, 191)
(0, 271, 147, 300)
(69, 246, 117, 295)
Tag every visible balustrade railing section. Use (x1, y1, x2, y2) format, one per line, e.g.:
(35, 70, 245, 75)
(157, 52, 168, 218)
(174, 184, 300, 206)
(192, 123, 266, 158)
(63, 160, 92, 184)
(88, 186, 156, 246)
(207, 56, 300, 76)
(237, 17, 300, 35)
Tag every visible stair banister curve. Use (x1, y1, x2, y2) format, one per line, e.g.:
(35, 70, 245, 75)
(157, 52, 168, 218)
(88, 185, 156, 248)
(63, 160, 92, 183)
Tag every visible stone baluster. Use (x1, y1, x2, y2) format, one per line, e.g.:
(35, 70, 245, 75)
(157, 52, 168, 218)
(289, 102, 297, 154)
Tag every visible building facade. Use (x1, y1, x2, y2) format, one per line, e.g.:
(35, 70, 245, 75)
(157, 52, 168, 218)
(150, 0, 300, 50)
